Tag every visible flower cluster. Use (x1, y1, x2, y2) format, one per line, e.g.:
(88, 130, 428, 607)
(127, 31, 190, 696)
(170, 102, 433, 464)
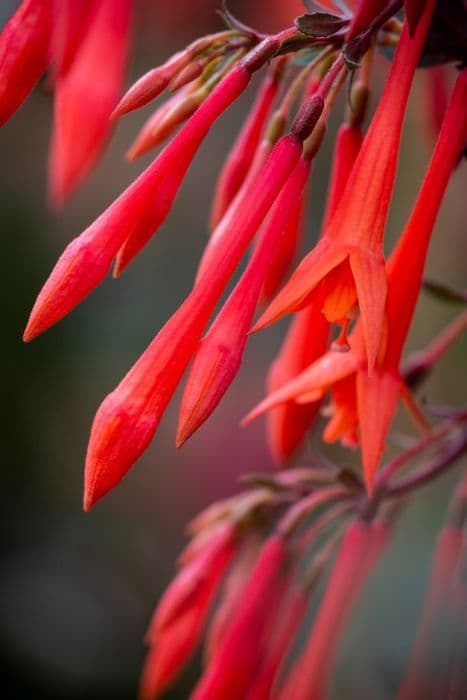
(2, 0, 467, 697)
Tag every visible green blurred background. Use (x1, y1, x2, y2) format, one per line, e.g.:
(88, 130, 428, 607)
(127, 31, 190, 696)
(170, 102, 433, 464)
(0, 1, 465, 698)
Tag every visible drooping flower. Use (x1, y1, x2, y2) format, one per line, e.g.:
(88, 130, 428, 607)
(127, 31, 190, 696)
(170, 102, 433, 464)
(191, 535, 291, 699)
(277, 519, 382, 700)
(264, 115, 364, 465)
(176, 152, 314, 448)
(0, 0, 51, 126)
(83, 97, 324, 510)
(23, 38, 279, 342)
(49, 0, 131, 206)
(246, 67, 467, 489)
(254, 1, 437, 370)
(140, 521, 235, 700)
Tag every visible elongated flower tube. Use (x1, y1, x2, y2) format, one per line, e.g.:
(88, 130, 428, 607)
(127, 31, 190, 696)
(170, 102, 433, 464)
(51, 1, 97, 80)
(191, 535, 290, 700)
(254, 1, 436, 371)
(49, 0, 131, 206)
(210, 60, 284, 229)
(277, 519, 377, 700)
(177, 154, 313, 448)
(243, 581, 308, 700)
(204, 537, 261, 665)
(0, 0, 51, 126)
(84, 100, 324, 509)
(23, 41, 278, 342)
(357, 66, 467, 484)
(265, 119, 363, 464)
(260, 191, 305, 304)
(247, 67, 467, 489)
(197, 133, 276, 280)
(140, 521, 235, 700)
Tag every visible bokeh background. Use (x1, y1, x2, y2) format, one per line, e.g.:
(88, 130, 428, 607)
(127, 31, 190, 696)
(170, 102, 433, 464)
(1, 1, 466, 698)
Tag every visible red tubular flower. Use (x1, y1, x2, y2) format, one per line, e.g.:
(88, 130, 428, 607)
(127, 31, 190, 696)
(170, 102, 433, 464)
(247, 67, 467, 490)
(277, 520, 376, 700)
(197, 134, 275, 280)
(191, 535, 290, 700)
(176, 154, 313, 448)
(83, 120, 319, 509)
(210, 60, 284, 230)
(140, 521, 235, 700)
(243, 581, 308, 700)
(48, 0, 131, 206)
(266, 300, 330, 464)
(358, 66, 467, 486)
(204, 537, 261, 665)
(23, 47, 269, 342)
(321, 123, 364, 232)
(0, 0, 51, 126)
(51, 1, 97, 80)
(260, 191, 305, 304)
(264, 119, 363, 465)
(254, 1, 436, 371)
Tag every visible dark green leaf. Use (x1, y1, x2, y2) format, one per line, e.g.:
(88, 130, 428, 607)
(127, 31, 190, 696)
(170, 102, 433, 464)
(295, 12, 348, 38)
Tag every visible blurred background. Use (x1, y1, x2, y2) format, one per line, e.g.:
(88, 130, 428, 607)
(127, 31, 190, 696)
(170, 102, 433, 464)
(0, 1, 466, 698)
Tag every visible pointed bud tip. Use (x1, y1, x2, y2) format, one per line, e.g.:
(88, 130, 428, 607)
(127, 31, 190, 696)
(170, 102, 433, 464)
(23, 315, 47, 343)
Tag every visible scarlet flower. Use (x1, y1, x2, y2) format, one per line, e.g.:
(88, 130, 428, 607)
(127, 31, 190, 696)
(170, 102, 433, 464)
(260, 189, 305, 304)
(247, 67, 467, 490)
(0, 0, 51, 126)
(254, 1, 436, 371)
(210, 60, 284, 229)
(140, 521, 235, 700)
(177, 153, 314, 448)
(243, 581, 308, 700)
(191, 535, 290, 700)
(49, 0, 131, 206)
(24, 41, 276, 342)
(203, 537, 261, 665)
(264, 120, 363, 465)
(277, 520, 378, 700)
(83, 108, 322, 508)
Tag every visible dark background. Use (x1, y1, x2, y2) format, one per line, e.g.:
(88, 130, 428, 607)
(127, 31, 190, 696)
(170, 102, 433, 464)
(1, 1, 466, 698)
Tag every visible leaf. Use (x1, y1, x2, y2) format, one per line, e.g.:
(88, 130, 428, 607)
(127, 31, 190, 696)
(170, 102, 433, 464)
(295, 12, 348, 38)
(423, 278, 467, 305)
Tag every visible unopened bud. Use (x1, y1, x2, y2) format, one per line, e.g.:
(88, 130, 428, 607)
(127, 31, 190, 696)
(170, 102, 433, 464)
(168, 59, 206, 92)
(290, 94, 325, 142)
(242, 36, 280, 74)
